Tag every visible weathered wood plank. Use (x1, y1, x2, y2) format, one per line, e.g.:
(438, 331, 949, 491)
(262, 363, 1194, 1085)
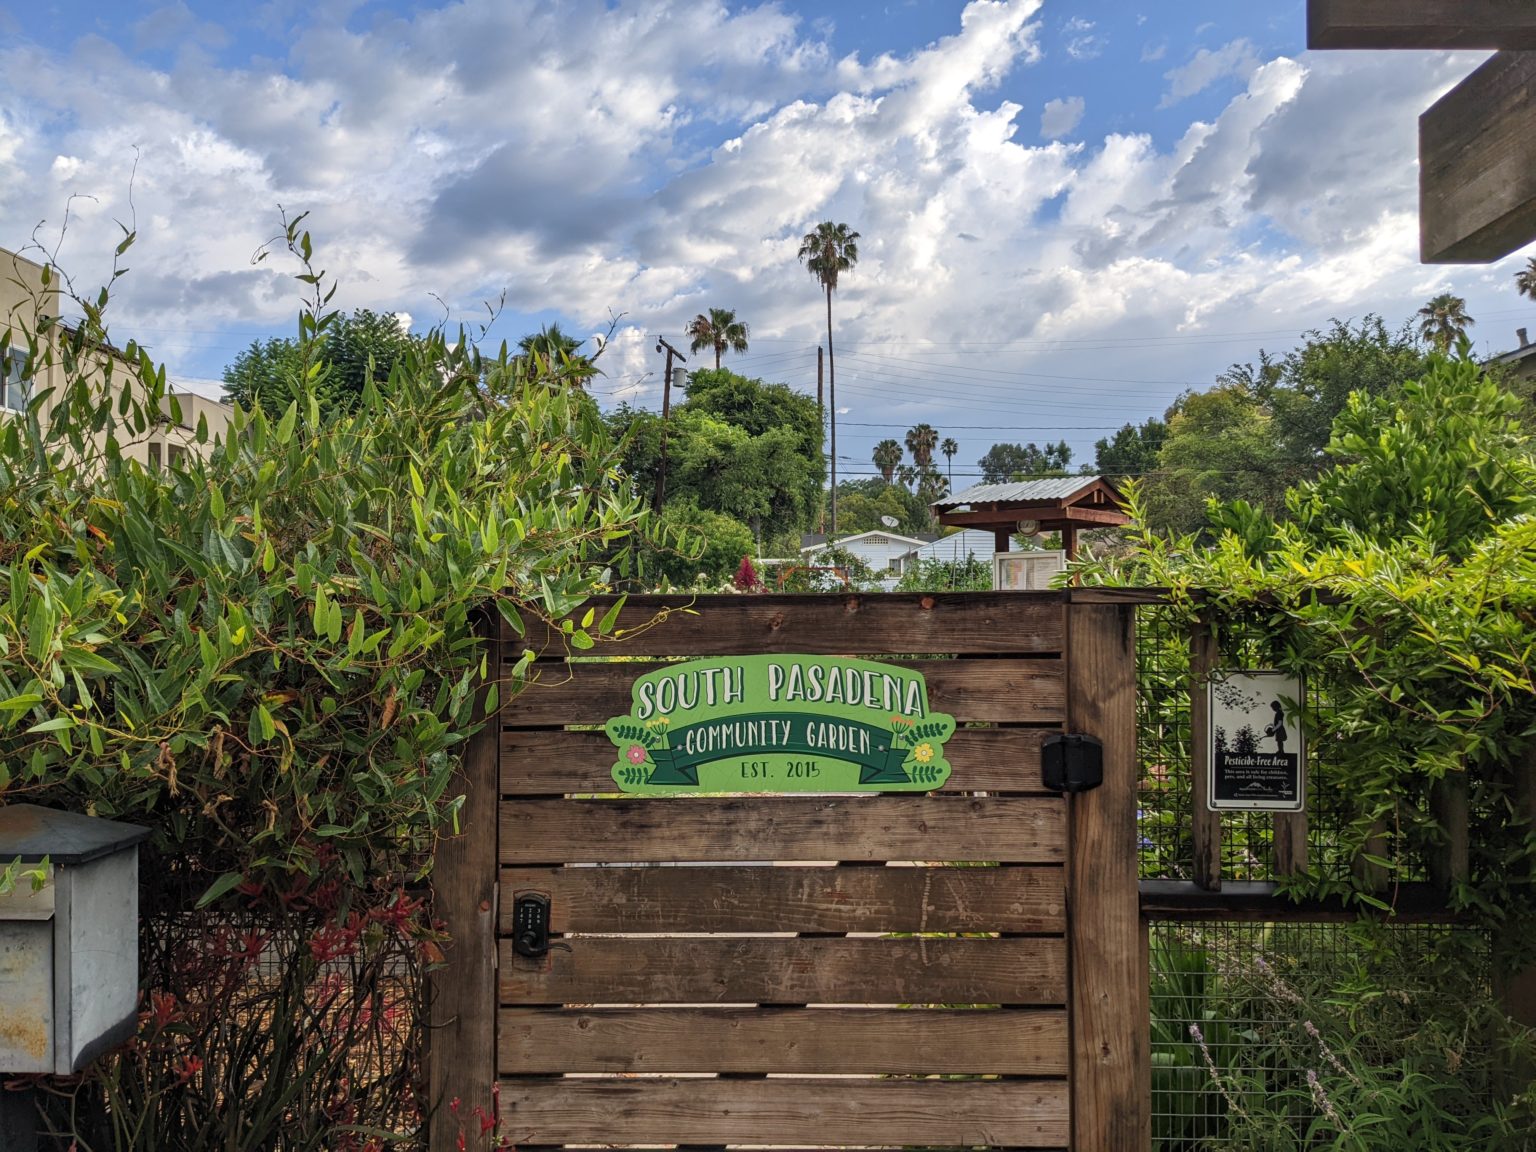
(499, 864, 1066, 934)
(501, 656, 1065, 726)
(500, 936, 1068, 1005)
(518, 592, 1065, 657)
(502, 727, 1054, 794)
(500, 795, 1065, 864)
(1421, 51, 1536, 263)
(426, 615, 500, 1152)
(1308, 0, 1536, 50)
(499, 1007, 1068, 1075)
(499, 1077, 1070, 1147)
(1067, 603, 1149, 1152)
(1273, 810, 1309, 877)
(1189, 620, 1221, 891)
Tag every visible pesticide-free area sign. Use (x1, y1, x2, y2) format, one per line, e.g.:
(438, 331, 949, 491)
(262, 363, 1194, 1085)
(605, 655, 957, 794)
(1208, 669, 1305, 811)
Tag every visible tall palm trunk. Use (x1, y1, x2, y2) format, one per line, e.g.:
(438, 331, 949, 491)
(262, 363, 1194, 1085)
(826, 282, 837, 535)
(715, 346, 722, 371)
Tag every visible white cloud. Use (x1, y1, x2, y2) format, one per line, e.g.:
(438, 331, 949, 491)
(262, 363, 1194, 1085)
(1160, 38, 1260, 108)
(1040, 96, 1085, 139)
(0, 1, 1504, 469)
(1141, 40, 1167, 62)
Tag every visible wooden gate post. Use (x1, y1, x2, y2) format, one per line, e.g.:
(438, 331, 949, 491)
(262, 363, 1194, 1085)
(427, 612, 502, 1152)
(1067, 599, 1149, 1151)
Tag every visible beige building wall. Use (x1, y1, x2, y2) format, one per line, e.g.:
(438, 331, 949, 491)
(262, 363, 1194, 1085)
(2, 245, 234, 468)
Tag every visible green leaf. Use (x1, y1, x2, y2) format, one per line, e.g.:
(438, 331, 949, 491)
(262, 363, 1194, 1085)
(195, 871, 246, 909)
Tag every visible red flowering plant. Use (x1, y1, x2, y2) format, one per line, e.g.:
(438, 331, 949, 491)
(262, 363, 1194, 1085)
(2, 219, 660, 1149)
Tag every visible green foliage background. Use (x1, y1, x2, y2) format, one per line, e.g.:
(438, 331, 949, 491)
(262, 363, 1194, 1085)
(0, 219, 663, 1146)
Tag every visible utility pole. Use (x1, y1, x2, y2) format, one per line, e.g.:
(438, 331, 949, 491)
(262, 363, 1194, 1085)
(817, 345, 827, 534)
(829, 342, 838, 537)
(817, 345, 824, 415)
(653, 337, 686, 515)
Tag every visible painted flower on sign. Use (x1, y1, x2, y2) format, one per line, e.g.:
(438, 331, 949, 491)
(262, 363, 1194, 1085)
(913, 742, 935, 763)
(626, 745, 648, 765)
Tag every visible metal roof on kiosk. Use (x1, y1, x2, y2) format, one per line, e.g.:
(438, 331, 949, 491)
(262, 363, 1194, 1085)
(933, 476, 1110, 511)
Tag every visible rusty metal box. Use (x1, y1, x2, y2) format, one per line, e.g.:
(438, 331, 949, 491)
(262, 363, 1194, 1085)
(0, 805, 148, 1074)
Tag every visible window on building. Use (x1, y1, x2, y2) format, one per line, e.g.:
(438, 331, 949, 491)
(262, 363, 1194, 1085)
(147, 441, 162, 470)
(168, 444, 187, 469)
(2, 348, 29, 412)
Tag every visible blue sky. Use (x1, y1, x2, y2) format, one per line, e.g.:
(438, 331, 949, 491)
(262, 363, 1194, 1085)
(0, 1, 1522, 484)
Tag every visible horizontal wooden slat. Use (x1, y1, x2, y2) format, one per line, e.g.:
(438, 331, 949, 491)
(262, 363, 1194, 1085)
(501, 795, 1065, 864)
(502, 657, 1064, 726)
(500, 1006, 1068, 1074)
(1421, 51, 1536, 263)
(1307, 0, 1536, 50)
(501, 726, 1053, 794)
(501, 936, 1067, 1005)
(517, 592, 1065, 657)
(499, 1077, 1069, 1147)
(500, 864, 1065, 934)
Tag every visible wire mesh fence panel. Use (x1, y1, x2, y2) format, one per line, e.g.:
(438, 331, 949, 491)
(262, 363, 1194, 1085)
(1148, 920, 1497, 1151)
(1134, 605, 1430, 884)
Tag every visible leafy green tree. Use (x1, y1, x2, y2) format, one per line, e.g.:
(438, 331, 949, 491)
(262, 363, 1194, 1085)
(1141, 381, 1280, 536)
(1292, 353, 1536, 559)
(905, 423, 939, 469)
(222, 308, 424, 418)
(1417, 293, 1473, 352)
(978, 440, 1071, 484)
(641, 502, 756, 587)
(1094, 418, 1167, 480)
(833, 478, 929, 535)
(685, 307, 750, 370)
(873, 438, 903, 483)
(798, 220, 860, 531)
(683, 367, 820, 448)
(1246, 316, 1429, 486)
(606, 370, 824, 547)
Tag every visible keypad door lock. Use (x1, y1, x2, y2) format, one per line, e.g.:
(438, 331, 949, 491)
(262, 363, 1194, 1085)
(512, 893, 571, 958)
(512, 892, 552, 957)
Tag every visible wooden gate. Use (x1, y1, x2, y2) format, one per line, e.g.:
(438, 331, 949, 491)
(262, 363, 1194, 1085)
(430, 591, 1145, 1151)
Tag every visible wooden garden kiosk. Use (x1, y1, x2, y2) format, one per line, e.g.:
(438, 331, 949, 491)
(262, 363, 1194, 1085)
(932, 475, 1129, 561)
(1309, 0, 1536, 262)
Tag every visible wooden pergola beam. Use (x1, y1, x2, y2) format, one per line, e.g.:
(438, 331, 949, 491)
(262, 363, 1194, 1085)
(1420, 51, 1536, 263)
(937, 506, 1129, 530)
(1308, 0, 1536, 50)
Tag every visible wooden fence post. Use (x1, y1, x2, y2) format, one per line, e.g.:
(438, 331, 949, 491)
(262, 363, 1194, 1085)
(427, 612, 502, 1152)
(1068, 600, 1149, 1152)
(1188, 619, 1221, 891)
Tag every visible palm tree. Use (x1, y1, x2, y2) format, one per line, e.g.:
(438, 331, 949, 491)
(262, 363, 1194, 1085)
(1416, 293, 1474, 353)
(1517, 258, 1536, 303)
(941, 436, 958, 488)
(799, 221, 861, 533)
(518, 323, 596, 387)
(905, 423, 939, 470)
(685, 308, 750, 370)
(873, 439, 903, 484)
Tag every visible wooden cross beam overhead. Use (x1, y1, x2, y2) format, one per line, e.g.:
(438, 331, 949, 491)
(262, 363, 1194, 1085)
(1307, 1, 1536, 262)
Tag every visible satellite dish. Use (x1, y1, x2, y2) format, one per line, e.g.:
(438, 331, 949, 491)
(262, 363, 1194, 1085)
(880, 515, 899, 528)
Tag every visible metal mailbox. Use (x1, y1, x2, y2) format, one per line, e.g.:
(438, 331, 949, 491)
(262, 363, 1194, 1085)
(0, 804, 148, 1074)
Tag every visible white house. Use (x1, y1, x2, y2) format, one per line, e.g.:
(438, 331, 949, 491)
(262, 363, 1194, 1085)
(799, 529, 930, 589)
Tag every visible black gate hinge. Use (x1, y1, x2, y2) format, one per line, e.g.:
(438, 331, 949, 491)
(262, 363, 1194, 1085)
(1041, 733, 1104, 794)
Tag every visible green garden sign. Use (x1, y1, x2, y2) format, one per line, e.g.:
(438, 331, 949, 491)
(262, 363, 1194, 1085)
(605, 654, 957, 794)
